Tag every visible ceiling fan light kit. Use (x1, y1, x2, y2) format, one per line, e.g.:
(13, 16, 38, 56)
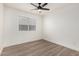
(31, 3, 50, 13)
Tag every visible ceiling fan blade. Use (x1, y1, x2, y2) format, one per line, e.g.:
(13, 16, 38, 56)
(31, 3, 38, 7)
(42, 3, 48, 7)
(41, 8, 50, 10)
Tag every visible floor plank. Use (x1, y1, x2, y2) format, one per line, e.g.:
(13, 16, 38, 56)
(1, 39, 79, 56)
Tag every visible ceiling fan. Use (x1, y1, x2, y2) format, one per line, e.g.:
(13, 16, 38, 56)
(30, 3, 50, 12)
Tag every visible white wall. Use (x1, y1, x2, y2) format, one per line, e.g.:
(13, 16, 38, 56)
(3, 3, 79, 52)
(43, 4, 79, 51)
(0, 4, 4, 55)
(3, 6, 42, 47)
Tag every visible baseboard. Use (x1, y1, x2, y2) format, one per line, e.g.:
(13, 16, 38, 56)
(3, 39, 42, 48)
(44, 39, 79, 52)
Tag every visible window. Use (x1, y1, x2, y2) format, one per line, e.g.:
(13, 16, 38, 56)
(19, 25, 28, 31)
(29, 25, 36, 31)
(18, 16, 36, 31)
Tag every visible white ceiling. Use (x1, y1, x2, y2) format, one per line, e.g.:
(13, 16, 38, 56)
(4, 3, 75, 16)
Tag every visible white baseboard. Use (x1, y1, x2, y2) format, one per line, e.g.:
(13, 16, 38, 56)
(44, 38, 79, 52)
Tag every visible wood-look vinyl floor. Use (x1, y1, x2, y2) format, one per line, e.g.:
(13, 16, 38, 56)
(1, 39, 79, 56)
